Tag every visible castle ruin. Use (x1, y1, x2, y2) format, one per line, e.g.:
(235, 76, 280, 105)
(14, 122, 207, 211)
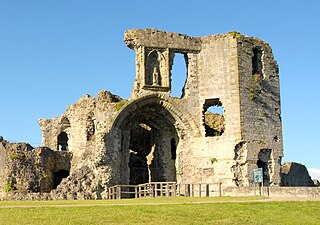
(2, 29, 313, 200)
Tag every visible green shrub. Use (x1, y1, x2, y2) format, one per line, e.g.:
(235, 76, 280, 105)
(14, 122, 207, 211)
(11, 153, 19, 160)
(210, 158, 218, 164)
(4, 180, 13, 192)
(42, 171, 49, 179)
(248, 93, 257, 100)
(227, 31, 241, 38)
(115, 100, 127, 111)
(252, 73, 262, 84)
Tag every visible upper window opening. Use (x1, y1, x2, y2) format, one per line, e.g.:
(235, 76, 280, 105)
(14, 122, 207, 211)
(170, 53, 188, 98)
(203, 99, 225, 137)
(57, 132, 68, 151)
(252, 47, 263, 77)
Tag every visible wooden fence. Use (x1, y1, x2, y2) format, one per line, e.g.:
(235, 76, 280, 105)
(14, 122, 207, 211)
(108, 182, 222, 199)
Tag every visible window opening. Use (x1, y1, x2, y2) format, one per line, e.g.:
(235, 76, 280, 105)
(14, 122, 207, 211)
(57, 132, 68, 151)
(171, 53, 188, 98)
(252, 47, 263, 77)
(203, 99, 225, 137)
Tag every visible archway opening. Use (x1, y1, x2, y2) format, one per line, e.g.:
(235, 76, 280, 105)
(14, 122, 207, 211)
(119, 103, 179, 185)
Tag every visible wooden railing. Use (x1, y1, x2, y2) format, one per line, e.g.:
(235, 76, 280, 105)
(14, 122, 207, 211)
(108, 182, 222, 199)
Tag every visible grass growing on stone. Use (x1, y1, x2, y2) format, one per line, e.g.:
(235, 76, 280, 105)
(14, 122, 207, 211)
(0, 197, 319, 225)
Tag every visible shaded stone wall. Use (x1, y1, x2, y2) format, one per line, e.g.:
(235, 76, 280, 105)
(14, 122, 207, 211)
(237, 34, 283, 185)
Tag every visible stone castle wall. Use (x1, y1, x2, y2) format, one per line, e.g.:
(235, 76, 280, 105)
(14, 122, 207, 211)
(237, 35, 283, 186)
(1, 29, 298, 200)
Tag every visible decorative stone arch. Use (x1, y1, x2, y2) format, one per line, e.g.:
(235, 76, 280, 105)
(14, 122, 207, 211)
(112, 93, 200, 137)
(108, 93, 200, 185)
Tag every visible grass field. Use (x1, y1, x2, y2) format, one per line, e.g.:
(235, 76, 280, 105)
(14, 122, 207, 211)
(0, 197, 319, 225)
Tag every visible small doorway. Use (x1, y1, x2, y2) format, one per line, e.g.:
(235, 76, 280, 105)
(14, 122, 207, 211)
(53, 170, 70, 189)
(257, 149, 271, 185)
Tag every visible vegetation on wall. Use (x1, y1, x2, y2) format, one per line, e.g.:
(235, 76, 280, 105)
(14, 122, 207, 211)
(115, 100, 128, 111)
(227, 31, 241, 38)
(4, 179, 13, 192)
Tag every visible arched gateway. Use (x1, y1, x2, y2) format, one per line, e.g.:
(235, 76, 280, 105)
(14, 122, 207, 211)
(108, 93, 200, 185)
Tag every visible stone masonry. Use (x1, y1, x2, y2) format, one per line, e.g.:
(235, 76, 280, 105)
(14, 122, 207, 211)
(0, 29, 299, 200)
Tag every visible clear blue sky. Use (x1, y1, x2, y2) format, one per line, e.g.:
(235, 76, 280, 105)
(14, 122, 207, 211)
(1, 1, 319, 179)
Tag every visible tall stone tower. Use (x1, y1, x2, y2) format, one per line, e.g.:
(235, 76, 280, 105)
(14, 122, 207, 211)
(121, 29, 283, 186)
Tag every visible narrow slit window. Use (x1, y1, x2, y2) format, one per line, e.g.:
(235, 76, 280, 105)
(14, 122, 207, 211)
(252, 47, 263, 76)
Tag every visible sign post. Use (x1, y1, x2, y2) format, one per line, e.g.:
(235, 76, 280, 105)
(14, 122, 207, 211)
(253, 168, 263, 196)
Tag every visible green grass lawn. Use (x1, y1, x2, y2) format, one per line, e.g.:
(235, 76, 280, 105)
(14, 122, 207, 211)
(0, 197, 319, 225)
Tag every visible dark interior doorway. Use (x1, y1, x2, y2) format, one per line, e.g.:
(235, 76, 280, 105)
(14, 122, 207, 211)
(53, 170, 70, 189)
(257, 149, 272, 185)
(129, 124, 153, 184)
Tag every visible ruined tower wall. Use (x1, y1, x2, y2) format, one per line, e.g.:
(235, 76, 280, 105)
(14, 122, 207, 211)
(183, 34, 243, 185)
(236, 36, 283, 185)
